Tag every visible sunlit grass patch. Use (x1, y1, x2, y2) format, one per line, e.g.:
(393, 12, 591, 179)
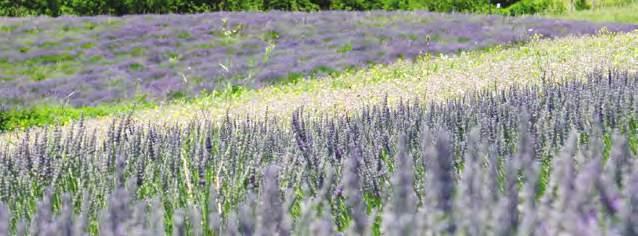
(553, 1, 638, 23)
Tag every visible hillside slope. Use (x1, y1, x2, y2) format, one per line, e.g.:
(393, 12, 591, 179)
(2, 30, 635, 143)
(1, 11, 635, 108)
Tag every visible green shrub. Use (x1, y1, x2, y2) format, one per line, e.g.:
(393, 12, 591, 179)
(505, 0, 567, 15)
(2, 1, 635, 23)
(0, 0, 527, 16)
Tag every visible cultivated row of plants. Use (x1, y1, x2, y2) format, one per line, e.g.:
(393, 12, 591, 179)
(4, 29, 636, 134)
(0, 70, 637, 235)
(2, 11, 635, 110)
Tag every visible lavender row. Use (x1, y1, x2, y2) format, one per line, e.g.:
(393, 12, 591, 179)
(1, 70, 638, 235)
(1, 11, 637, 108)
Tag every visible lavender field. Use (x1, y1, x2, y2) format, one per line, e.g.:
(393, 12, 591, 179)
(0, 70, 637, 235)
(1, 11, 636, 108)
(2, 7, 638, 236)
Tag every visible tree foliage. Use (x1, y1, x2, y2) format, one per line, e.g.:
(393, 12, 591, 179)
(0, 0, 536, 16)
(1, 1, 635, 19)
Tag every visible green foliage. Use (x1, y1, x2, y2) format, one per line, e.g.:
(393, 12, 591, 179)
(336, 42, 353, 54)
(330, 0, 383, 10)
(263, 0, 319, 10)
(0, 100, 154, 132)
(381, 0, 425, 10)
(5, 0, 627, 16)
(504, 0, 567, 15)
(554, 1, 638, 23)
(504, 0, 637, 15)
(2, 0, 633, 16)
(573, 0, 592, 10)
(167, 90, 188, 100)
(274, 72, 305, 85)
(423, 0, 491, 12)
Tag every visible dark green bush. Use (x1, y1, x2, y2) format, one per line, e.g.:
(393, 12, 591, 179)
(424, 0, 491, 12)
(0, 108, 7, 132)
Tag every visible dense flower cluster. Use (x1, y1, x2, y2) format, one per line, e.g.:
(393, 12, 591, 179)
(0, 70, 636, 235)
(1, 11, 635, 108)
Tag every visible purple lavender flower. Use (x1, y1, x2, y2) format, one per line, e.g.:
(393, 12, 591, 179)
(2, 12, 635, 108)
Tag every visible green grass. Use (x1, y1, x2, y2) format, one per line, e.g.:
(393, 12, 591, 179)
(553, 1, 638, 23)
(0, 100, 155, 132)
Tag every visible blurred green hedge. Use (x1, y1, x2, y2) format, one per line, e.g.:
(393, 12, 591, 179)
(2, 0, 628, 16)
(2, 0, 635, 17)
